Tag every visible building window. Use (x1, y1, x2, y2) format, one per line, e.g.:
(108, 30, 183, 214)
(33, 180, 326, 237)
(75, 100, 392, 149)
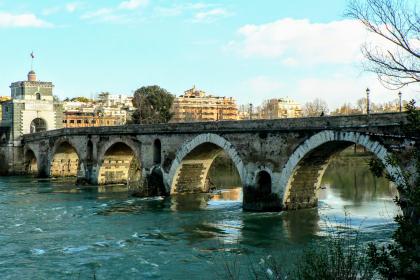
(36, 92, 41, 100)
(84, 120, 89, 124)
(77, 120, 81, 124)
(70, 120, 75, 124)
(63, 120, 67, 123)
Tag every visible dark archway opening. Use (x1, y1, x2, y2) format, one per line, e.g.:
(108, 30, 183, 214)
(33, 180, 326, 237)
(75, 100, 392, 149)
(0, 153, 8, 175)
(30, 118, 47, 133)
(24, 149, 38, 176)
(243, 170, 280, 212)
(87, 140, 93, 162)
(256, 171, 272, 195)
(153, 139, 162, 165)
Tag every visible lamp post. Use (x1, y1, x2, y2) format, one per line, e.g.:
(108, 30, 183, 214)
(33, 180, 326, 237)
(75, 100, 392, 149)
(398, 91, 402, 112)
(249, 103, 253, 120)
(366, 87, 370, 115)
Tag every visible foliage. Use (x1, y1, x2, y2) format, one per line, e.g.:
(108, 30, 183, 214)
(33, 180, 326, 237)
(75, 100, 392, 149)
(302, 98, 329, 117)
(346, 0, 420, 89)
(367, 100, 420, 279)
(294, 220, 376, 280)
(69, 96, 92, 103)
(132, 85, 175, 124)
(368, 157, 386, 177)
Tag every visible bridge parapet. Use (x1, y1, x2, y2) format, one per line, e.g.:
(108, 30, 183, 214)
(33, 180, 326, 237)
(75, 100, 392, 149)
(22, 112, 408, 143)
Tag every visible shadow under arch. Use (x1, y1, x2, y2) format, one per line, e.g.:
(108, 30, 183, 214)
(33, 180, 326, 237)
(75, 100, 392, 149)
(49, 140, 81, 178)
(153, 139, 162, 165)
(97, 142, 141, 186)
(167, 133, 245, 194)
(278, 130, 404, 210)
(24, 148, 38, 176)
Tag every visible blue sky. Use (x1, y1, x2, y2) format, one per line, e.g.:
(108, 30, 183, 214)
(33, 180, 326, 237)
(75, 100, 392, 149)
(0, 0, 418, 109)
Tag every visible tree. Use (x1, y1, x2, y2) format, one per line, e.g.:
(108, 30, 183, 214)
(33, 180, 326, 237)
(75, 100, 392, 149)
(367, 100, 420, 279)
(332, 102, 361, 115)
(356, 98, 369, 114)
(302, 98, 329, 117)
(70, 97, 92, 103)
(346, 0, 420, 89)
(132, 85, 175, 124)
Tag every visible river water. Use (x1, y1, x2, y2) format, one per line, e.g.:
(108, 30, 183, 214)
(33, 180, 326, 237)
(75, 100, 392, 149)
(0, 153, 399, 279)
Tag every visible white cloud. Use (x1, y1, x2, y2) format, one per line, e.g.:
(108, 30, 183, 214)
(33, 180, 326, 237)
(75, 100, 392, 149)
(42, 7, 61, 16)
(81, 8, 114, 20)
(119, 0, 148, 10)
(194, 8, 229, 22)
(228, 18, 371, 65)
(66, 3, 79, 13)
(155, 3, 214, 18)
(0, 12, 52, 28)
(81, 0, 148, 23)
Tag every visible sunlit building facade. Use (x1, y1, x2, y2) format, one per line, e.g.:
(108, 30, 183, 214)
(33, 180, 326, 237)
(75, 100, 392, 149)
(259, 98, 302, 119)
(171, 86, 239, 122)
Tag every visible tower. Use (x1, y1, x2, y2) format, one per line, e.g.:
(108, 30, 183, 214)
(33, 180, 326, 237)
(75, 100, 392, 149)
(2, 68, 63, 145)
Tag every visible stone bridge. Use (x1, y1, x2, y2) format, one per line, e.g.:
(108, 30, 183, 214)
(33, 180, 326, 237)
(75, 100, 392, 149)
(13, 113, 417, 211)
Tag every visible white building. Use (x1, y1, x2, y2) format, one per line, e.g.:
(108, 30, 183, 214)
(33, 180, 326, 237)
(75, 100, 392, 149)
(260, 98, 302, 119)
(1, 70, 62, 145)
(97, 92, 134, 109)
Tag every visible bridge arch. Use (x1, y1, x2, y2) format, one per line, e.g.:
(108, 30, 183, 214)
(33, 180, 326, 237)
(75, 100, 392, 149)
(49, 140, 81, 178)
(97, 140, 141, 185)
(278, 130, 404, 210)
(24, 148, 38, 176)
(167, 133, 245, 194)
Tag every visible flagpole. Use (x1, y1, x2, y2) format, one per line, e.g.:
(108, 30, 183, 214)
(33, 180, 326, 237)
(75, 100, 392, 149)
(30, 51, 34, 71)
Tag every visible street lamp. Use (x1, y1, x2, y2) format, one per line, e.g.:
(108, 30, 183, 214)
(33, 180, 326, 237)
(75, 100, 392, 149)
(249, 103, 253, 120)
(398, 91, 402, 112)
(366, 88, 370, 115)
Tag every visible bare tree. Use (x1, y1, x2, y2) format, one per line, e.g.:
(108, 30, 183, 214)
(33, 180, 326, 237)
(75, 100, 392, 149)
(303, 98, 329, 117)
(332, 102, 358, 115)
(356, 97, 368, 113)
(346, 0, 419, 89)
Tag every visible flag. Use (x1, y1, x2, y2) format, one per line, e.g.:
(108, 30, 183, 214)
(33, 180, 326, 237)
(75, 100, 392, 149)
(30, 52, 35, 59)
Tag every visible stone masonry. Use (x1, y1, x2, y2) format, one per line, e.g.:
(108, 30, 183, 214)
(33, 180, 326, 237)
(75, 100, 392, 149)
(1, 112, 416, 211)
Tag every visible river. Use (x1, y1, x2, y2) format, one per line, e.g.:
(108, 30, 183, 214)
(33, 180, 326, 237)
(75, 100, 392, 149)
(0, 152, 399, 279)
